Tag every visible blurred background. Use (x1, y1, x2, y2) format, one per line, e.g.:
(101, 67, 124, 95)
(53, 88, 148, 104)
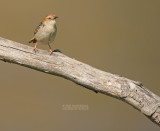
(0, 0, 160, 130)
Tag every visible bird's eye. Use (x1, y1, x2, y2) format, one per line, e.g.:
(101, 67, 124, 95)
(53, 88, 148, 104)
(48, 17, 51, 19)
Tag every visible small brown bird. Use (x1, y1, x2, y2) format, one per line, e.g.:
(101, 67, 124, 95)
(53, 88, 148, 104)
(29, 14, 58, 55)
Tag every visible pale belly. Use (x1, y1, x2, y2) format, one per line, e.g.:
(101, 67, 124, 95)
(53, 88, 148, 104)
(35, 25, 57, 45)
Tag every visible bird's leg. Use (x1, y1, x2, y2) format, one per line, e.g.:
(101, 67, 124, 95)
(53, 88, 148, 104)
(34, 42, 38, 53)
(48, 43, 53, 55)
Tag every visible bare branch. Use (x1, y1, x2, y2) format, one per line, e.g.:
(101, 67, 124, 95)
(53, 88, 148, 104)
(0, 37, 160, 126)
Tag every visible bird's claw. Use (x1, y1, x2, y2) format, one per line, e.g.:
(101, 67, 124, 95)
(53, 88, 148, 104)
(34, 47, 38, 53)
(48, 49, 53, 55)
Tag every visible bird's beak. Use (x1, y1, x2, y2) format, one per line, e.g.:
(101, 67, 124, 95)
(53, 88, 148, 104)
(54, 16, 59, 19)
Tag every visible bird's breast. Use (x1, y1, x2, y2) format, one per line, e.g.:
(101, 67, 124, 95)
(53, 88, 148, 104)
(35, 24, 57, 44)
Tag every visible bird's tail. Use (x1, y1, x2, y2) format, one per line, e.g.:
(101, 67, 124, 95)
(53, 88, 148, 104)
(29, 38, 37, 43)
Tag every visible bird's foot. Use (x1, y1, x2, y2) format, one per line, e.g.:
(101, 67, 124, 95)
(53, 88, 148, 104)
(34, 47, 38, 53)
(48, 49, 53, 55)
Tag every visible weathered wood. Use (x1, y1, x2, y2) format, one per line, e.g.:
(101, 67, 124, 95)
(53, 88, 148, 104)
(0, 37, 160, 126)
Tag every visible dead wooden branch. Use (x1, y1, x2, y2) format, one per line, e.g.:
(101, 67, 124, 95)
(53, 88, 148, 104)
(0, 37, 160, 126)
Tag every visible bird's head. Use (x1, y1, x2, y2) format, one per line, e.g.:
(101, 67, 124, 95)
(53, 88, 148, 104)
(43, 14, 59, 25)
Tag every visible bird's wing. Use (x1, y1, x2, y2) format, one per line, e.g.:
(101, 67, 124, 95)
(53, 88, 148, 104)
(29, 22, 44, 43)
(34, 22, 44, 35)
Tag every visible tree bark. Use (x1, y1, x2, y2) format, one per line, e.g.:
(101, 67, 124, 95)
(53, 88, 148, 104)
(0, 37, 160, 126)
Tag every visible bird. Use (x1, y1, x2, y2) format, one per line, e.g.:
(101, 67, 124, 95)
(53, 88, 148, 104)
(29, 14, 58, 55)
